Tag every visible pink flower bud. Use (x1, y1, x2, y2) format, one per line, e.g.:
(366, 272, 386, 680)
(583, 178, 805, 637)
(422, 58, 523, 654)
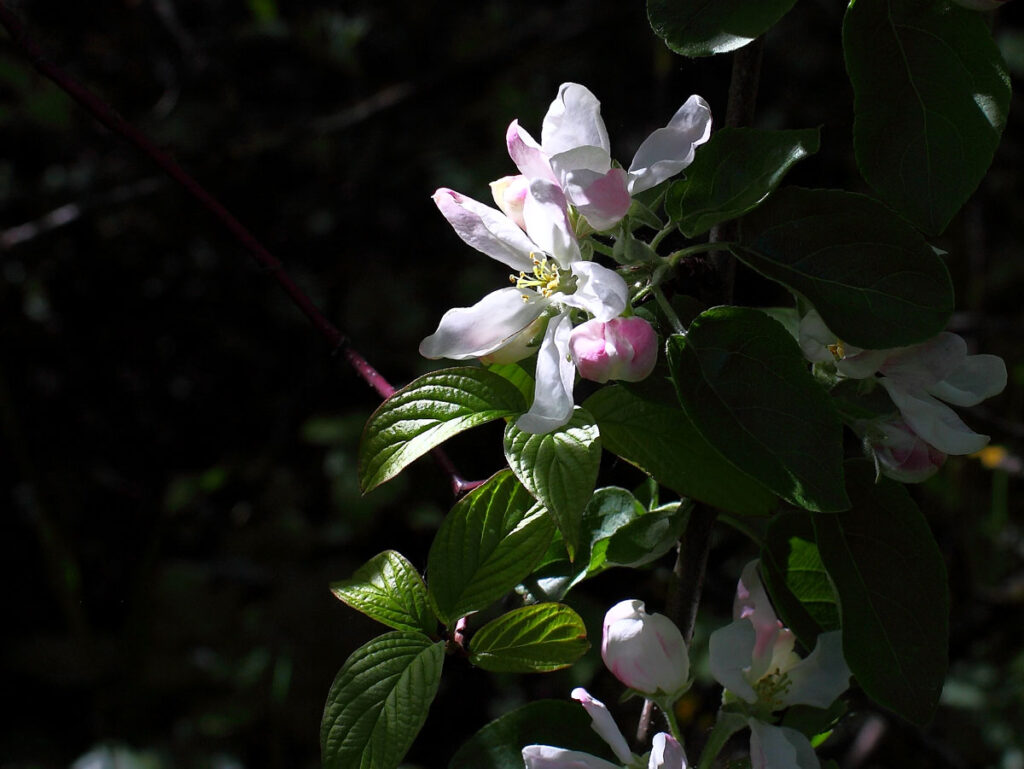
(489, 174, 530, 230)
(865, 417, 946, 483)
(569, 317, 658, 384)
(601, 600, 689, 697)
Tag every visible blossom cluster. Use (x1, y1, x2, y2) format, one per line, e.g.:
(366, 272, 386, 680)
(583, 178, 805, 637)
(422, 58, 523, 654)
(420, 83, 712, 433)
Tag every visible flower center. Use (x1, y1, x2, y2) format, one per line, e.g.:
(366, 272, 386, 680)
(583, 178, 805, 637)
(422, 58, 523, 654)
(752, 668, 793, 711)
(827, 340, 846, 361)
(510, 253, 575, 300)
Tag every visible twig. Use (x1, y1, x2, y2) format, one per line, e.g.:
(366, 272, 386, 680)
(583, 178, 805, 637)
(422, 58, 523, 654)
(0, 3, 478, 495)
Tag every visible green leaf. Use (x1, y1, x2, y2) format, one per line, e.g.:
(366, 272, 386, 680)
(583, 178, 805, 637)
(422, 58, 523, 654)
(735, 187, 954, 350)
(813, 460, 949, 725)
(330, 550, 436, 635)
(667, 308, 849, 512)
(321, 632, 444, 769)
(760, 513, 840, 649)
(504, 407, 601, 560)
(428, 470, 555, 626)
(648, 0, 798, 58)
(666, 127, 820, 237)
(844, 0, 1011, 235)
(359, 367, 526, 492)
(487, 362, 535, 406)
(585, 381, 777, 515)
(601, 501, 689, 569)
(449, 700, 617, 769)
(468, 603, 589, 673)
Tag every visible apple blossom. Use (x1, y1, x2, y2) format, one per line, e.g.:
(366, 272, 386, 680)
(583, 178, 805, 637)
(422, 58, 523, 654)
(861, 416, 946, 483)
(507, 83, 712, 230)
(490, 174, 530, 230)
(522, 689, 687, 769)
(420, 181, 628, 433)
(570, 316, 658, 384)
(601, 599, 690, 698)
(709, 561, 850, 769)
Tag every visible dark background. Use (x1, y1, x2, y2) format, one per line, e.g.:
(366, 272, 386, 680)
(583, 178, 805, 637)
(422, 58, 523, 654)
(2, 1, 1023, 767)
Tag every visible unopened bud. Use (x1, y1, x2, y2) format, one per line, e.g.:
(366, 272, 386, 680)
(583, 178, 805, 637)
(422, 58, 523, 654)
(601, 600, 689, 698)
(865, 417, 946, 483)
(569, 317, 657, 384)
(489, 175, 530, 230)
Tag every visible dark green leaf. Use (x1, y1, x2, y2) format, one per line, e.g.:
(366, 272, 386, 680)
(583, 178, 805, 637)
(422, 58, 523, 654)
(761, 513, 840, 648)
(666, 127, 820, 236)
(330, 550, 436, 635)
(844, 0, 1011, 234)
(648, 0, 798, 58)
(468, 603, 589, 673)
(667, 308, 849, 512)
(584, 381, 777, 516)
(504, 407, 601, 560)
(602, 502, 689, 569)
(428, 470, 555, 626)
(321, 632, 444, 769)
(735, 187, 954, 349)
(814, 460, 949, 725)
(359, 367, 526, 492)
(449, 700, 617, 769)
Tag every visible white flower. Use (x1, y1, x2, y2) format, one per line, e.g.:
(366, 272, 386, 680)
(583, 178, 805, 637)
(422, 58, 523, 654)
(601, 599, 690, 698)
(709, 561, 850, 769)
(421, 180, 628, 433)
(507, 83, 712, 230)
(522, 689, 687, 769)
(860, 416, 946, 483)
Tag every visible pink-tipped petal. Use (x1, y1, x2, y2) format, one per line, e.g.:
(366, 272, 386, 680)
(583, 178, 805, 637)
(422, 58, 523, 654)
(433, 188, 536, 272)
(507, 121, 558, 182)
(419, 287, 547, 361)
(523, 179, 580, 268)
(570, 688, 634, 765)
(627, 95, 712, 195)
(516, 313, 576, 434)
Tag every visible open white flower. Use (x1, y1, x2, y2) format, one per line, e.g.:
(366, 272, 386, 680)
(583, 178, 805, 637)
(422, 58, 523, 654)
(507, 83, 712, 230)
(421, 180, 628, 433)
(709, 561, 850, 769)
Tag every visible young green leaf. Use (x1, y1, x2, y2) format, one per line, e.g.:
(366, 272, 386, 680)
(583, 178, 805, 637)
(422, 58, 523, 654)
(735, 187, 954, 350)
(358, 367, 526, 492)
(648, 0, 798, 58)
(814, 460, 949, 725)
(428, 470, 555, 626)
(504, 407, 601, 560)
(667, 308, 849, 512)
(448, 700, 618, 769)
(321, 632, 444, 769)
(330, 550, 437, 635)
(468, 603, 589, 673)
(584, 381, 778, 516)
(844, 0, 1011, 235)
(665, 127, 820, 237)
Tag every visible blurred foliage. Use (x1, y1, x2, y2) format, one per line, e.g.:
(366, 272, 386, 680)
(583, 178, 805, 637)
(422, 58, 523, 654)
(0, 1, 1022, 768)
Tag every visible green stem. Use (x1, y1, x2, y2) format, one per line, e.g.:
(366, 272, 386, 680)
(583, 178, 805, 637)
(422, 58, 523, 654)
(696, 713, 748, 769)
(654, 286, 686, 336)
(649, 221, 676, 251)
(666, 241, 735, 268)
(661, 699, 686, 745)
(589, 238, 615, 257)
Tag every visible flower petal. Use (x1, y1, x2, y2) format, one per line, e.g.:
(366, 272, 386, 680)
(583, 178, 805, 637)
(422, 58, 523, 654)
(929, 353, 1006, 407)
(880, 333, 967, 391)
(748, 721, 820, 769)
(542, 83, 611, 157)
(570, 688, 634, 765)
(419, 287, 546, 360)
(556, 164, 631, 231)
(708, 619, 758, 704)
(649, 733, 688, 769)
(523, 179, 581, 268)
(507, 121, 558, 183)
(522, 745, 621, 769)
(433, 188, 536, 272)
(627, 95, 712, 195)
(516, 313, 576, 434)
(782, 630, 851, 709)
(562, 262, 628, 321)
(880, 379, 990, 455)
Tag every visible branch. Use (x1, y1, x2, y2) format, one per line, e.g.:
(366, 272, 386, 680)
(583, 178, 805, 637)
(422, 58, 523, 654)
(0, 2, 477, 496)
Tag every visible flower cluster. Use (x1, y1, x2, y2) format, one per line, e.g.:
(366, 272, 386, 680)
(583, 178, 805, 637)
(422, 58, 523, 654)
(799, 310, 1006, 481)
(421, 83, 711, 433)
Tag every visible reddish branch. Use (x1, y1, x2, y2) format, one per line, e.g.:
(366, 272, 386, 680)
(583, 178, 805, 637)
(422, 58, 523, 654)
(0, 3, 477, 496)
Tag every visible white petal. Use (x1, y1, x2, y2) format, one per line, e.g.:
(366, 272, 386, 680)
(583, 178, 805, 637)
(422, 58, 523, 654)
(929, 353, 1006, 406)
(550, 145, 613, 177)
(649, 733, 688, 769)
(523, 179, 580, 268)
(516, 313, 576, 434)
(542, 83, 610, 157)
(880, 379, 990, 455)
(782, 630, 851, 709)
(557, 166, 631, 231)
(627, 95, 712, 195)
(880, 333, 967, 391)
(433, 188, 536, 272)
(749, 721, 820, 769)
(419, 287, 546, 360)
(522, 745, 621, 769)
(507, 121, 558, 182)
(798, 310, 840, 364)
(562, 262, 628, 321)
(570, 688, 634, 765)
(708, 619, 758, 704)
